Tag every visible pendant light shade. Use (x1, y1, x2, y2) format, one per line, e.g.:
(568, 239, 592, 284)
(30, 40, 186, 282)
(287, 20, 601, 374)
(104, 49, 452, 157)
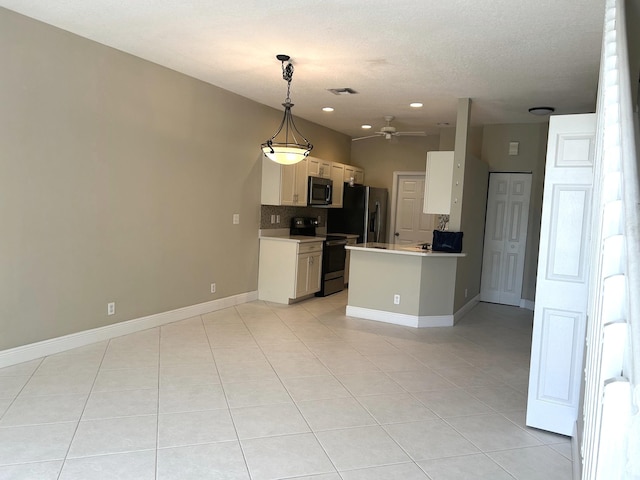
(261, 55, 313, 165)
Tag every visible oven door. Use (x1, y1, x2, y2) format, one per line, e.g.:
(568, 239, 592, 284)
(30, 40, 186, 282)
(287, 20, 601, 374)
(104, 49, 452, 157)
(317, 237, 347, 296)
(324, 238, 347, 276)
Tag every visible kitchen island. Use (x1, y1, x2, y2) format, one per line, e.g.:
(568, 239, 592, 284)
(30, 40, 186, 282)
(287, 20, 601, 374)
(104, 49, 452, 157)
(346, 243, 465, 327)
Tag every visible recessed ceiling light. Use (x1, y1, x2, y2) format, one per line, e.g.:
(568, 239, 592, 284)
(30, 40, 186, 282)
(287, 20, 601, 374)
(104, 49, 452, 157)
(322, 107, 334, 112)
(410, 102, 423, 108)
(528, 106, 555, 116)
(361, 124, 372, 129)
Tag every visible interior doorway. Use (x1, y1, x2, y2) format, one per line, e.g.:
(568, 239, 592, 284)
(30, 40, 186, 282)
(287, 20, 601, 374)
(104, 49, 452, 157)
(389, 172, 437, 245)
(480, 172, 532, 306)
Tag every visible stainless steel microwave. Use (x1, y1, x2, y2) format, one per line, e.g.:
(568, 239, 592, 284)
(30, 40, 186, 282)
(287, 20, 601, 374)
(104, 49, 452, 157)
(308, 176, 333, 206)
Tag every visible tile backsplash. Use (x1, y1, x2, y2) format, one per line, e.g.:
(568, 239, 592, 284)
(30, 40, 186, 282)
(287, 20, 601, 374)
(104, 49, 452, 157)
(260, 205, 328, 229)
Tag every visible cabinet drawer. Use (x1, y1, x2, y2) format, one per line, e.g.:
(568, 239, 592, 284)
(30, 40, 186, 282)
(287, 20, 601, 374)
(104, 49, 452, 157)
(298, 242, 323, 254)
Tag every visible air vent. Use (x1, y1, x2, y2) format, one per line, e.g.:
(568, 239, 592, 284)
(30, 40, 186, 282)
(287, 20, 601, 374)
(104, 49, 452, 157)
(327, 88, 358, 95)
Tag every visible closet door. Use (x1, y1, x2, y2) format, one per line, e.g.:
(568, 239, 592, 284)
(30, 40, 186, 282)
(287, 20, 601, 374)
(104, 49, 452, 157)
(526, 113, 595, 435)
(480, 172, 532, 306)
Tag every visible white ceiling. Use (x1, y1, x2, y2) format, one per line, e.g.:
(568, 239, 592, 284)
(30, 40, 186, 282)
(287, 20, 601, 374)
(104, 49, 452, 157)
(1, 0, 605, 137)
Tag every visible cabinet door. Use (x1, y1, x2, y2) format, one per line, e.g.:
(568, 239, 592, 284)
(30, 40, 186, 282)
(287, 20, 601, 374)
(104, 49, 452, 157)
(344, 166, 364, 184)
(294, 159, 308, 205)
(344, 166, 355, 183)
(308, 252, 322, 293)
(295, 254, 310, 298)
(423, 151, 454, 214)
(280, 164, 297, 205)
(307, 158, 320, 177)
(330, 163, 345, 208)
(320, 161, 331, 178)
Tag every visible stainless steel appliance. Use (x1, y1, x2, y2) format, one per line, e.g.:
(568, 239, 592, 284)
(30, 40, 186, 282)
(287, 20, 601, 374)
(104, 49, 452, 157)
(327, 185, 388, 243)
(307, 176, 333, 206)
(290, 217, 347, 297)
(317, 234, 347, 296)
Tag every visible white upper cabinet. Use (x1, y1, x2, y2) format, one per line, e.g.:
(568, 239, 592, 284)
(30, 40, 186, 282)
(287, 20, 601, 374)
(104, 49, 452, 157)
(344, 165, 364, 185)
(308, 157, 331, 179)
(423, 151, 454, 214)
(261, 156, 363, 207)
(330, 163, 345, 208)
(261, 157, 309, 206)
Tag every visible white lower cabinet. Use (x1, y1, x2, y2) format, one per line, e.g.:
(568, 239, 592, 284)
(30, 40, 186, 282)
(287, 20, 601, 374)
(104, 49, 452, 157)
(296, 249, 322, 298)
(258, 238, 323, 304)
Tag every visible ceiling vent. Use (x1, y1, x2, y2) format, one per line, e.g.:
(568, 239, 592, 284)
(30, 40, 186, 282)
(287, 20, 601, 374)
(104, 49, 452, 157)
(328, 88, 358, 95)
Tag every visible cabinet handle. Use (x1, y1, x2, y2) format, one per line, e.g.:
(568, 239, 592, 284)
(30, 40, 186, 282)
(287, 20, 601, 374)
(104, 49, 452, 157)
(310, 257, 314, 265)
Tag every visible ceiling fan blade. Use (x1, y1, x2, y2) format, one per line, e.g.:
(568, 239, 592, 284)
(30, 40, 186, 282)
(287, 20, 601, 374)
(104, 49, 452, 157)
(395, 131, 427, 136)
(351, 133, 383, 141)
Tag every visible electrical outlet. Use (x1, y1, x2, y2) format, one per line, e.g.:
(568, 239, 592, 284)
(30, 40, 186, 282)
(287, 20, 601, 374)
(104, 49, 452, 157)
(211, 283, 216, 294)
(393, 294, 400, 305)
(270, 214, 276, 224)
(276, 215, 280, 223)
(107, 302, 115, 316)
(233, 213, 240, 224)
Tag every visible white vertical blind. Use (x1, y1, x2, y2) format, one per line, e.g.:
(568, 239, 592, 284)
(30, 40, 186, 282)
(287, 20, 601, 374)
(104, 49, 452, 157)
(582, 0, 639, 478)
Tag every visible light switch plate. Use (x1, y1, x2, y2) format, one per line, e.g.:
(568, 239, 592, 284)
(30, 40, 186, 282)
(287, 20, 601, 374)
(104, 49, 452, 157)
(509, 141, 519, 155)
(233, 213, 240, 224)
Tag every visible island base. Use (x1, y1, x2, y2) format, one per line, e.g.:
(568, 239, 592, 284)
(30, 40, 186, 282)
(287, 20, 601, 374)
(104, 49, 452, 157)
(345, 305, 454, 328)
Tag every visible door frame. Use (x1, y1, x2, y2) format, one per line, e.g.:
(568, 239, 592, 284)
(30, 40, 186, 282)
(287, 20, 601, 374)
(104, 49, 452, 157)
(389, 171, 426, 244)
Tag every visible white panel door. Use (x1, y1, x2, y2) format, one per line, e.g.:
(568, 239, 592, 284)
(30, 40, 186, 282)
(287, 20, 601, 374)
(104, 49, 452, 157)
(526, 113, 596, 435)
(480, 173, 532, 306)
(393, 175, 436, 245)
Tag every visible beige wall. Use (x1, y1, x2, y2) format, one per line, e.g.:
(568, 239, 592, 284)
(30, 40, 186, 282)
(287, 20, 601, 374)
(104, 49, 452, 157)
(0, 9, 350, 350)
(453, 154, 489, 311)
(481, 123, 549, 301)
(353, 120, 548, 308)
(350, 135, 441, 191)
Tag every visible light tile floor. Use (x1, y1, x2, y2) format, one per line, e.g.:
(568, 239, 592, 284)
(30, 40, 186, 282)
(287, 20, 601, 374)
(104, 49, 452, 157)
(0, 292, 573, 479)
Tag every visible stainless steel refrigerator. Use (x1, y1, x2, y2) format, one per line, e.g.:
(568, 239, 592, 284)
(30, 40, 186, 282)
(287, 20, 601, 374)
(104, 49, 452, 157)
(328, 184, 388, 243)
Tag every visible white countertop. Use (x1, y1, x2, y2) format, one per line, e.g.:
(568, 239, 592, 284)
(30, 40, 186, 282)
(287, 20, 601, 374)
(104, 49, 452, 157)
(346, 242, 466, 257)
(259, 234, 326, 244)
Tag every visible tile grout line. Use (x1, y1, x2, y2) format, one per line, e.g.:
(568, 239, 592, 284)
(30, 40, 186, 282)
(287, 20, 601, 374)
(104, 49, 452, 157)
(57, 341, 110, 480)
(239, 301, 345, 479)
(202, 307, 254, 480)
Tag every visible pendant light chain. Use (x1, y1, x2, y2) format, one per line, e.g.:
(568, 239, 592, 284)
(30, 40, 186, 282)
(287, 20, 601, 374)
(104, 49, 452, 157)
(282, 60, 294, 104)
(260, 54, 313, 165)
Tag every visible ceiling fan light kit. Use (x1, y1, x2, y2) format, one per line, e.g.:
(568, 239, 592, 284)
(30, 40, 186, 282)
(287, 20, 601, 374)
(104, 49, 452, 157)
(261, 54, 313, 165)
(352, 115, 427, 142)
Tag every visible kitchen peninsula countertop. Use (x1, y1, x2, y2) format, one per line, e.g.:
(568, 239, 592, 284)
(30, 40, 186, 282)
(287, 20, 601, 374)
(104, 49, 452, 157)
(258, 228, 327, 243)
(347, 242, 466, 257)
(259, 235, 326, 243)
(346, 242, 465, 328)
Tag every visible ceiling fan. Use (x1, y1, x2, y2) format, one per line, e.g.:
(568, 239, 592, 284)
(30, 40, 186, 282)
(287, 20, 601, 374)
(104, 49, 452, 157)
(352, 115, 427, 142)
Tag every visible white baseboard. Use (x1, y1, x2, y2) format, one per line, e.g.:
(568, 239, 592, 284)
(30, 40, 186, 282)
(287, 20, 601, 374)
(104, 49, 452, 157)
(346, 305, 454, 328)
(0, 291, 258, 369)
(520, 299, 535, 311)
(454, 294, 480, 324)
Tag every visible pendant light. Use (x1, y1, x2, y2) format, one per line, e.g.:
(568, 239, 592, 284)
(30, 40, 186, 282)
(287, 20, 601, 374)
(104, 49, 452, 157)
(261, 54, 313, 165)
